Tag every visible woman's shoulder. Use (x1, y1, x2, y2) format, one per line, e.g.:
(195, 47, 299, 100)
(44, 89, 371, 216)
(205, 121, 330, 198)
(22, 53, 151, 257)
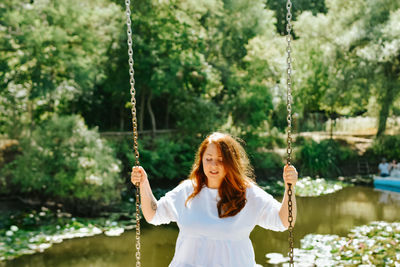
(169, 179, 194, 195)
(160, 179, 194, 201)
(179, 179, 194, 189)
(246, 182, 273, 200)
(245, 183, 277, 210)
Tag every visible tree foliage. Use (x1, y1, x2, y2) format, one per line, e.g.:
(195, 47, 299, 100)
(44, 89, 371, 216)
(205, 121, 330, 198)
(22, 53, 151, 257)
(293, 0, 400, 134)
(1, 0, 400, 206)
(0, 0, 123, 136)
(1, 115, 122, 213)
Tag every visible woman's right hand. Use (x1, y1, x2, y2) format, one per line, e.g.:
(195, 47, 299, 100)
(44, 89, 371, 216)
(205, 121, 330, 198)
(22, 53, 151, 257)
(131, 166, 148, 185)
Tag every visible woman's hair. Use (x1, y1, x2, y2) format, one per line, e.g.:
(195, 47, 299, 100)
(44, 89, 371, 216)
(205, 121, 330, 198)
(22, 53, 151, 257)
(186, 132, 255, 218)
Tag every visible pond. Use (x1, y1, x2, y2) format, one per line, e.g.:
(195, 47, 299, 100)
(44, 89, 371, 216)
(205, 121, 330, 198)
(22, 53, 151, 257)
(2, 186, 400, 267)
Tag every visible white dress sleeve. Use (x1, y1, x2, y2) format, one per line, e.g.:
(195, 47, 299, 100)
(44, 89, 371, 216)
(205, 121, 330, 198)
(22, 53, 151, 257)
(148, 180, 190, 226)
(254, 186, 287, 232)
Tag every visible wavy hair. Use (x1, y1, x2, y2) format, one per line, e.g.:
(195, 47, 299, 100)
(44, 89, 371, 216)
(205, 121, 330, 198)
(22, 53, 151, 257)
(185, 132, 255, 218)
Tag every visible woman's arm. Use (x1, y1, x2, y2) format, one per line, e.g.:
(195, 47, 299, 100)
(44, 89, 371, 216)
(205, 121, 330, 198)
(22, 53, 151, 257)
(279, 165, 298, 228)
(131, 166, 157, 222)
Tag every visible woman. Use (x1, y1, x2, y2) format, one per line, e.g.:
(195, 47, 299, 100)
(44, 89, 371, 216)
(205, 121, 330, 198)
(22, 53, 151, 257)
(131, 132, 298, 267)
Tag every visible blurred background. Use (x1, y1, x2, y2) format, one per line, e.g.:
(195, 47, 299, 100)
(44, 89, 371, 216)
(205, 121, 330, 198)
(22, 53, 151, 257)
(0, 0, 399, 266)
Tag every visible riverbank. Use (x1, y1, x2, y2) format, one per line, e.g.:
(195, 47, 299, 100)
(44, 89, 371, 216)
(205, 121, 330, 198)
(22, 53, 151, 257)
(0, 205, 137, 261)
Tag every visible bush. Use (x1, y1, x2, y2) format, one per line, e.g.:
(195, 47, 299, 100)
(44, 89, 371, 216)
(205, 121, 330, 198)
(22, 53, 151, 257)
(364, 135, 400, 163)
(241, 131, 285, 179)
(109, 134, 196, 189)
(140, 135, 194, 182)
(263, 127, 286, 149)
(1, 115, 122, 214)
(295, 138, 357, 178)
(251, 151, 284, 180)
(111, 132, 285, 188)
(0, 139, 21, 194)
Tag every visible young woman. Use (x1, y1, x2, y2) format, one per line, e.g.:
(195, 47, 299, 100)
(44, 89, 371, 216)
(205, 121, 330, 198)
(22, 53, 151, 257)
(131, 132, 298, 267)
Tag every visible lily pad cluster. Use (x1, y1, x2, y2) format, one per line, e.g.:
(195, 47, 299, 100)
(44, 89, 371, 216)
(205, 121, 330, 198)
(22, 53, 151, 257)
(0, 206, 137, 261)
(266, 221, 400, 266)
(294, 177, 351, 197)
(260, 177, 351, 197)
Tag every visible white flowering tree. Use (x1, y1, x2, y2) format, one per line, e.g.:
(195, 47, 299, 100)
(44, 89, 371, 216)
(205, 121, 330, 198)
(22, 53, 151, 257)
(293, 0, 400, 135)
(0, 0, 123, 137)
(1, 115, 122, 214)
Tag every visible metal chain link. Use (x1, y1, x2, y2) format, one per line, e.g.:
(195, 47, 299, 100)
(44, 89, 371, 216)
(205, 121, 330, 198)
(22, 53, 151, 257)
(124, 0, 141, 266)
(286, 0, 295, 266)
(286, 0, 293, 165)
(287, 185, 294, 266)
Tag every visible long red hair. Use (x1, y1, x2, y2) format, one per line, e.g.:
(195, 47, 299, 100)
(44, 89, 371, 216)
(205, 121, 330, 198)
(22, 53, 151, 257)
(185, 132, 255, 218)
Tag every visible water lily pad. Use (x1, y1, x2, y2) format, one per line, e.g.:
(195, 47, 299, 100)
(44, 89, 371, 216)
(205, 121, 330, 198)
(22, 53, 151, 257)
(0, 207, 137, 260)
(260, 177, 351, 197)
(266, 221, 400, 266)
(104, 227, 124, 237)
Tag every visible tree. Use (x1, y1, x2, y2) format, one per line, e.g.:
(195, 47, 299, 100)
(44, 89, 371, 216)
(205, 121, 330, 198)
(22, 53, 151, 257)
(292, 0, 400, 135)
(266, 0, 327, 36)
(0, 0, 123, 137)
(85, 0, 224, 134)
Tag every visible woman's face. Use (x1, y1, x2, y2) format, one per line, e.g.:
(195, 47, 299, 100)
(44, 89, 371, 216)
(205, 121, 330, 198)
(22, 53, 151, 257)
(202, 143, 226, 188)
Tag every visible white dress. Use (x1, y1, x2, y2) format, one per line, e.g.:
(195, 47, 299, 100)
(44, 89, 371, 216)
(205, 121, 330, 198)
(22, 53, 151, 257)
(149, 179, 287, 267)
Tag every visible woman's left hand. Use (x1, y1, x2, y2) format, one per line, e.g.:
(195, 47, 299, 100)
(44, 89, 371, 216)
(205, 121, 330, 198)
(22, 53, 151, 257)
(283, 164, 298, 187)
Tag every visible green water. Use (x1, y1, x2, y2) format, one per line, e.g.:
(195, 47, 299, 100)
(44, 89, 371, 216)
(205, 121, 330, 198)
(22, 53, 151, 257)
(3, 186, 400, 267)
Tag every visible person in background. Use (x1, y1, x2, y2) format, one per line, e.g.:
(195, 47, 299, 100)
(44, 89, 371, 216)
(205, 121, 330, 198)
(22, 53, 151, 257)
(389, 159, 400, 178)
(378, 158, 390, 177)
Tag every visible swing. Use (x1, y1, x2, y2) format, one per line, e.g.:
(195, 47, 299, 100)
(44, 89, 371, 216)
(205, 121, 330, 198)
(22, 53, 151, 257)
(124, 0, 295, 266)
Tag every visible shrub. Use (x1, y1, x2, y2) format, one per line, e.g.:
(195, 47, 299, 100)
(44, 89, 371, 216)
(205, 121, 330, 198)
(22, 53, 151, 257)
(111, 132, 285, 187)
(140, 135, 194, 182)
(364, 135, 400, 163)
(249, 150, 284, 180)
(263, 127, 286, 149)
(241, 131, 285, 179)
(1, 115, 122, 214)
(295, 138, 357, 178)
(257, 151, 284, 179)
(0, 139, 21, 194)
(109, 134, 195, 188)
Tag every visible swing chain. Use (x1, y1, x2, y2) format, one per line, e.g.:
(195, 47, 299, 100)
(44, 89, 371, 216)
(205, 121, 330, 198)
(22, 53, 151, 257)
(286, 0, 294, 266)
(287, 184, 294, 266)
(135, 185, 141, 266)
(125, 0, 141, 266)
(286, 0, 293, 165)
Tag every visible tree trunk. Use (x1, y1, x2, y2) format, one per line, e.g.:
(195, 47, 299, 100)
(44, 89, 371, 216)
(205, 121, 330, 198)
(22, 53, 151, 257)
(119, 106, 125, 131)
(139, 91, 145, 132)
(27, 86, 34, 139)
(147, 91, 156, 137)
(377, 64, 398, 137)
(376, 97, 389, 137)
(376, 92, 391, 137)
(329, 104, 335, 140)
(165, 97, 170, 128)
(27, 100, 33, 139)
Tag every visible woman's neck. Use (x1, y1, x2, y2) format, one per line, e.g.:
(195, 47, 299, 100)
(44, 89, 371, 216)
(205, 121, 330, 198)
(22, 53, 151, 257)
(206, 179, 221, 189)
